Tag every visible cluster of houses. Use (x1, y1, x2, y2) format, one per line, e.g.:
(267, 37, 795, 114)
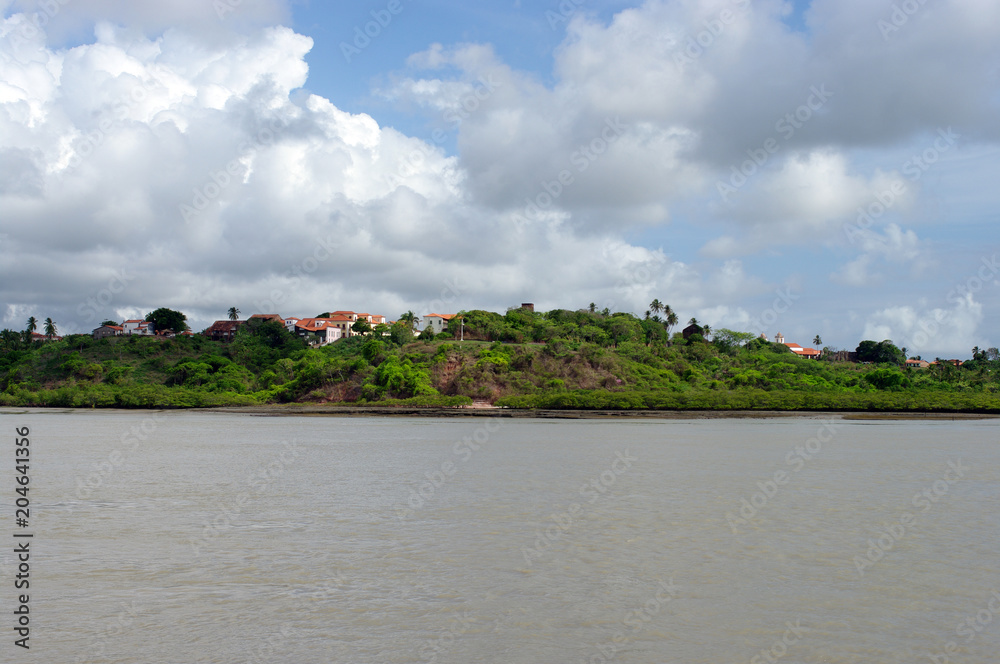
(202, 312, 458, 347)
(90, 311, 459, 347)
(92, 319, 194, 340)
(87, 313, 968, 366)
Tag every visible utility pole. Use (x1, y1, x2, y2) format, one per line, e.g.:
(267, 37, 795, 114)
(460, 317, 464, 342)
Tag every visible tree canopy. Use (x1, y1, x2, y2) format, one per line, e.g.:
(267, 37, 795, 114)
(855, 340, 905, 365)
(146, 308, 188, 333)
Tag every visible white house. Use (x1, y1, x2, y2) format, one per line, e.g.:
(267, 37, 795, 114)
(123, 319, 154, 336)
(294, 318, 344, 346)
(423, 313, 455, 335)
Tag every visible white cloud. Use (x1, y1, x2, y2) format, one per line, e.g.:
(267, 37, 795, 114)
(863, 293, 985, 357)
(1, 0, 1000, 354)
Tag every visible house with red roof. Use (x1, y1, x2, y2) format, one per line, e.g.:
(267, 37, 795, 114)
(92, 324, 124, 340)
(322, 311, 388, 337)
(123, 319, 154, 336)
(204, 320, 244, 342)
(249, 314, 284, 324)
(774, 333, 822, 359)
(423, 313, 456, 335)
(293, 318, 343, 346)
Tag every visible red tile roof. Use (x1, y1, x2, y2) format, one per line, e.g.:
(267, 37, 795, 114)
(250, 314, 284, 322)
(294, 318, 344, 332)
(205, 320, 243, 333)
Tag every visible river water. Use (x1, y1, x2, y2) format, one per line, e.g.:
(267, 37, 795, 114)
(1, 409, 998, 663)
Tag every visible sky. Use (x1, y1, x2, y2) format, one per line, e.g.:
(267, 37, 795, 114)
(1, 0, 998, 358)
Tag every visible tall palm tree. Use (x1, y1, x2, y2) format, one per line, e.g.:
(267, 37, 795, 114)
(399, 311, 418, 329)
(228, 307, 241, 321)
(665, 311, 678, 333)
(813, 335, 822, 346)
(26, 316, 37, 333)
(688, 317, 699, 327)
(649, 299, 663, 317)
(644, 310, 651, 320)
(588, 303, 596, 314)
(43, 318, 57, 339)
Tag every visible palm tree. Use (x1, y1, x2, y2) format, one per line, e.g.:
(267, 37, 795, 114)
(688, 317, 699, 327)
(43, 318, 57, 339)
(649, 299, 663, 317)
(228, 307, 241, 321)
(26, 316, 37, 333)
(588, 303, 596, 314)
(644, 310, 651, 320)
(813, 335, 822, 346)
(399, 311, 419, 330)
(702, 324, 712, 338)
(664, 309, 678, 335)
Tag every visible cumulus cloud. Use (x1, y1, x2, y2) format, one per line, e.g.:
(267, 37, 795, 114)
(0, 12, 714, 334)
(1, 0, 999, 356)
(863, 292, 985, 357)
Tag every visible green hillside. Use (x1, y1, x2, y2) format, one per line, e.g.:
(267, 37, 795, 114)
(1, 310, 998, 412)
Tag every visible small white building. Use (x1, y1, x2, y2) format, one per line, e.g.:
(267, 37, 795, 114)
(423, 313, 455, 335)
(123, 319, 154, 336)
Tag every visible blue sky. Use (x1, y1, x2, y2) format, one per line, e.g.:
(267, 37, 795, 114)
(1, 0, 998, 357)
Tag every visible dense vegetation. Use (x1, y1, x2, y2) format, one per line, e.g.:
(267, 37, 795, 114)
(1, 309, 998, 412)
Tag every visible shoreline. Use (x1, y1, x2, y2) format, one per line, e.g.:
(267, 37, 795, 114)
(4, 405, 995, 420)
